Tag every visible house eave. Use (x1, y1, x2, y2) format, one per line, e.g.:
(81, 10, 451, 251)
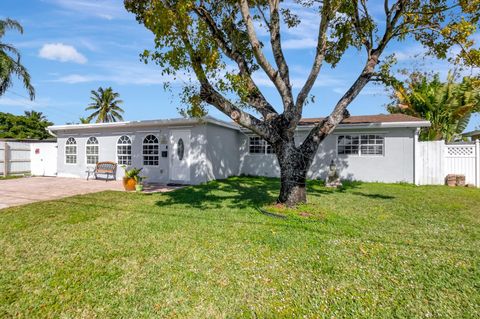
(47, 116, 240, 133)
(239, 121, 431, 133)
(296, 121, 432, 130)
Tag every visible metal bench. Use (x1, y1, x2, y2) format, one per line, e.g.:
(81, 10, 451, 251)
(86, 161, 117, 181)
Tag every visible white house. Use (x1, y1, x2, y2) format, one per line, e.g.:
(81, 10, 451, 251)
(46, 114, 430, 184)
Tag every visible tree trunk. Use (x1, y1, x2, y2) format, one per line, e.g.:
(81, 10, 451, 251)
(276, 140, 311, 206)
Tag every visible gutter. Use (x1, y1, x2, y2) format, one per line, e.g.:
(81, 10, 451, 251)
(47, 116, 240, 134)
(293, 121, 432, 130)
(47, 128, 57, 138)
(238, 120, 431, 133)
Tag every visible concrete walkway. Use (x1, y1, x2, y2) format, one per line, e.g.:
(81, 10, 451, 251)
(0, 177, 178, 210)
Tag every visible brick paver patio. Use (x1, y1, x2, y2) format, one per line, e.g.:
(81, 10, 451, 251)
(0, 177, 177, 209)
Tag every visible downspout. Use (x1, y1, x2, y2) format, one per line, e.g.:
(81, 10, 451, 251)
(47, 128, 57, 138)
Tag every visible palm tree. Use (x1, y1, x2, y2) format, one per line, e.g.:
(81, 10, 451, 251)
(24, 110, 46, 121)
(388, 73, 480, 141)
(79, 117, 90, 124)
(85, 87, 124, 123)
(0, 18, 35, 100)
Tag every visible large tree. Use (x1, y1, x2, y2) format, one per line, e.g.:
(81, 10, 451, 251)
(125, 0, 480, 205)
(24, 110, 47, 122)
(85, 87, 125, 123)
(0, 111, 53, 139)
(0, 19, 35, 100)
(388, 73, 480, 141)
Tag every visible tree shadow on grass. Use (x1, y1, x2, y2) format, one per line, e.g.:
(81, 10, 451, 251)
(154, 176, 363, 210)
(155, 176, 279, 210)
(351, 192, 395, 200)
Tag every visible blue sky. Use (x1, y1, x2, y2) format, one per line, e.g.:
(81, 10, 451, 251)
(0, 0, 479, 130)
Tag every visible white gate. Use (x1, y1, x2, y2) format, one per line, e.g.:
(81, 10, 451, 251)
(30, 143, 58, 176)
(416, 139, 480, 186)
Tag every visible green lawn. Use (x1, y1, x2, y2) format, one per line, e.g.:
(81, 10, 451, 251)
(0, 177, 479, 318)
(0, 175, 25, 180)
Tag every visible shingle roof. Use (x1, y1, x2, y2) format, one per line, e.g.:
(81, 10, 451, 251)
(298, 114, 426, 126)
(462, 130, 480, 137)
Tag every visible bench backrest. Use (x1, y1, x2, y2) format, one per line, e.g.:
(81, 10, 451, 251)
(95, 161, 117, 174)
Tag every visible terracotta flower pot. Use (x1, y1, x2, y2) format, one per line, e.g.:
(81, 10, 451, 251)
(123, 177, 137, 191)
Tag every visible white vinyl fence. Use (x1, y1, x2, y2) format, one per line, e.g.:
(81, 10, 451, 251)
(1, 139, 57, 176)
(0, 140, 31, 176)
(416, 139, 480, 186)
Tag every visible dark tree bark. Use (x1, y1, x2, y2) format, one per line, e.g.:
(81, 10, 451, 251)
(276, 141, 310, 205)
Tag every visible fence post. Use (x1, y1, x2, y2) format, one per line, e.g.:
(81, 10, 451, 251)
(476, 139, 480, 187)
(414, 128, 420, 185)
(3, 142, 8, 177)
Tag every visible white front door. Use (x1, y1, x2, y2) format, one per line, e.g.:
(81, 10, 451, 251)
(169, 130, 191, 182)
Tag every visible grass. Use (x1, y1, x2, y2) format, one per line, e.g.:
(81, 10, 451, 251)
(0, 176, 479, 318)
(0, 175, 25, 180)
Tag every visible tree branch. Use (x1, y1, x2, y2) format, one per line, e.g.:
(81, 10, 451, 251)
(193, 5, 278, 119)
(238, 0, 294, 111)
(300, 0, 408, 155)
(176, 21, 278, 141)
(300, 54, 379, 155)
(295, 1, 333, 116)
(268, 0, 291, 90)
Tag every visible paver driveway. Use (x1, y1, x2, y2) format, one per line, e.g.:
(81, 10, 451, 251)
(0, 177, 125, 209)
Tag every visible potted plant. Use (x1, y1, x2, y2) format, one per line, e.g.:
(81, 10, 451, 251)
(122, 166, 142, 191)
(134, 175, 146, 192)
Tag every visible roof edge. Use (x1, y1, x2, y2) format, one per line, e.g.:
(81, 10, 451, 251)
(47, 116, 240, 132)
(296, 121, 431, 130)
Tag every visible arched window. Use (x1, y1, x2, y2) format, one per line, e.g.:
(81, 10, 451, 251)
(117, 135, 132, 165)
(65, 137, 77, 164)
(143, 135, 159, 166)
(86, 136, 99, 165)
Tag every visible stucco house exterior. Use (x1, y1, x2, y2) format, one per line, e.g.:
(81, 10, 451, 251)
(47, 114, 430, 185)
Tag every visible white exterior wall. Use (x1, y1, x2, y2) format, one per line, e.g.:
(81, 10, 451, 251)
(55, 124, 210, 184)
(239, 127, 416, 183)
(204, 124, 240, 180)
(57, 127, 169, 182)
(52, 120, 423, 185)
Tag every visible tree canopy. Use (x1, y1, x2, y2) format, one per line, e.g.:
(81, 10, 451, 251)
(125, 0, 480, 205)
(0, 111, 53, 139)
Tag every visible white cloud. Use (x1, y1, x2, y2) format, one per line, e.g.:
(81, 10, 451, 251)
(252, 71, 345, 89)
(47, 0, 127, 20)
(56, 74, 94, 84)
(282, 38, 318, 50)
(0, 97, 50, 109)
(39, 43, 87, 64)
(50, 60, 192, 85)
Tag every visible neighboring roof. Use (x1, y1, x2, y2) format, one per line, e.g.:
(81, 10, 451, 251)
(48, 113, 430, 134)
(298, 114, 428, 126)
(462, 130, 480, 137)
